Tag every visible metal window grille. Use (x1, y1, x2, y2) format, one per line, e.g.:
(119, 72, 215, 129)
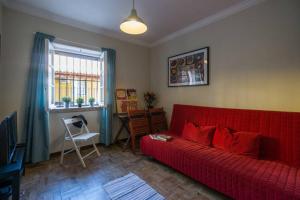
(48, 48, 104, 107)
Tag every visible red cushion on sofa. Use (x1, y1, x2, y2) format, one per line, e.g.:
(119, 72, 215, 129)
(181, 122, 199, 139)
(182, 122, 215, 146)
(212, 126, 233, 150)
(230, 131, 261, 159)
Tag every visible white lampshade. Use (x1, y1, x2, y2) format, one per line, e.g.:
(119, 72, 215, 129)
(120, 8, 147, 35)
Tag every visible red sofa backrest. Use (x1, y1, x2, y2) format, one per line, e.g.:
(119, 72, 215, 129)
(170, 104, 300, 168)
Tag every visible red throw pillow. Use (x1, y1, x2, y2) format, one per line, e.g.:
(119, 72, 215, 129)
(212, 126, 234, 150)
(182, 122, 199, 140)
(182, 122, 216, 146)
(229, 132, 261, 159)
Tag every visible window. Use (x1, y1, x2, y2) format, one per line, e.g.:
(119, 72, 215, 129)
(47, 42, 105, 109)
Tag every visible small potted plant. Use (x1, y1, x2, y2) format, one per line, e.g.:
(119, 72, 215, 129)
(144, 92, 156, 110)
(76, 97, 84, 108)
(62, 96, 71, 108)
(89, 97, 95, 107)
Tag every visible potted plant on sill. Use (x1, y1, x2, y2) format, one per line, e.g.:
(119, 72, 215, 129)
(89, 97, 95, 107)
(144, 92, 156, 110)
(62, 96, 71, 108)
(76, 97, 84, 108)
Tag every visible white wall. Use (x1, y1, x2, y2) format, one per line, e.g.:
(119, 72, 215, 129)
(0, 8, 150, 153)
(149, 0, 300, 121)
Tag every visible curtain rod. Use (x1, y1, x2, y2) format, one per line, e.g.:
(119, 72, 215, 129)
(32, 32, 102, 51)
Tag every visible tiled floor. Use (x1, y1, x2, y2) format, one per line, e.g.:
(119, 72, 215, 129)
(21, 145, 231, 200)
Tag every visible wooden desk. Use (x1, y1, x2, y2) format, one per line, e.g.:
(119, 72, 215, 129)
(113, 108, 167, 151)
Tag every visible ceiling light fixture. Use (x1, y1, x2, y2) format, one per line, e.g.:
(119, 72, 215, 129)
(120, 0, 147, 35)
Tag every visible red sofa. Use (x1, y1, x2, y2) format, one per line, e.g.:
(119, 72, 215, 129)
(140, 104, 300, 200)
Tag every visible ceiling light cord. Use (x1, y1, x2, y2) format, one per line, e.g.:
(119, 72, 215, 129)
(133, 0, 135, 9)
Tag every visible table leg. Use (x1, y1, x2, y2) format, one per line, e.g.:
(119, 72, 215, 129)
(113, 123, 125, 144)
(122, 122, 131, 150)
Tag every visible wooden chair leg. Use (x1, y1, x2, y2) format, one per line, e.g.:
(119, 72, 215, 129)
(122, 135, 131, 152)
(60, 137, 66, 165)
(131, 134, 136, 154)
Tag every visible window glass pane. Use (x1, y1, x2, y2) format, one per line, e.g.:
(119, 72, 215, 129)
(60, 55, 67, 72)
(87, 60, 92, 75)
(74, 80, 80, 104)
(54, 54, 59, 71)
(55, 79, 60, 104)
(92, 81, 98, 104)
(48, 67, 53, 86)
(50, 43, 104, 107)
(74, 58, 80, 74)
(87, 80, 92, 101)
(60, 79, 67, 100)
(79, 80, 86, 104)
(67, 57, 74, 74)
(80, 59, 86, 75)
(92, 61, 98, 75)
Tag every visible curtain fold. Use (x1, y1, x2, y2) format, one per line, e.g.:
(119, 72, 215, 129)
(23, 32, 55, 163)
(100, 48, 116, 146)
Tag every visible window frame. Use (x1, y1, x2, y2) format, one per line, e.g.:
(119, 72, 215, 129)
(45, 40, 106, 111)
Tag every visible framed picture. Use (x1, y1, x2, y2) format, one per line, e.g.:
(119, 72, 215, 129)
(168, 47, 209, 87)
(115, 88, 138, 114)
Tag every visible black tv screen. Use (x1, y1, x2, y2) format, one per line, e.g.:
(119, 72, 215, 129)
(0, 112, 17, 166)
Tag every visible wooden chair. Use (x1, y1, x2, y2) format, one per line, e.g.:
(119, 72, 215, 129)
(149, 107, 168, 133)
(61, 118, 100, 168)
(128, 110, 150, 153)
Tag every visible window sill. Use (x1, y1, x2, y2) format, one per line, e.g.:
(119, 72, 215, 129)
(49, 106, 104, 113)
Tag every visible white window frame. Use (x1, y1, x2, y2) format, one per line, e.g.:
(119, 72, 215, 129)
(45, 40, 106, 111)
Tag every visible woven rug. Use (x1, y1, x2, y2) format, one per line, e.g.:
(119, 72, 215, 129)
(103, 173, 165, 200)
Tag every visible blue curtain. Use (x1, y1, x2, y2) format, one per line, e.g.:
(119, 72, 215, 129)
(23, 32, 55, 163)
(100, 48, 116, 146)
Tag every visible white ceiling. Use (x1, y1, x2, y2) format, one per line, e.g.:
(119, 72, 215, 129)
(1, 0, 264, 46)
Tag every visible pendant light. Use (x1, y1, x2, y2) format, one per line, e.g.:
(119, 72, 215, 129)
(120, 0, 147, 35)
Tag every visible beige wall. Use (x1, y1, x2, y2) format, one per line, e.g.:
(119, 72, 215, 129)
(0, 4, 2, 35)
(0, 8, 150, 152)
(150, 0, 300, 121)
(1, 0, 300, 152)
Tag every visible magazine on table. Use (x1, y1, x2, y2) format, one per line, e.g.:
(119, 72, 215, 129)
(149, 134, 172, 142)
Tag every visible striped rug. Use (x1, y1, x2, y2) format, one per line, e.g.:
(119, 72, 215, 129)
(103, 173, 165, 200)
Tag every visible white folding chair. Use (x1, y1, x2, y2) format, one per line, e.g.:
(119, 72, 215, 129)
(60, 117, 100, 168)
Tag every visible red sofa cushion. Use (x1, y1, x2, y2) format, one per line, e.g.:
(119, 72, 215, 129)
(141, 133, 300, 200)
(212, 126, 233, 150)
(230, 131, 261, 159)
(181, 122, 215, 146)
(212, 127, 261, 159)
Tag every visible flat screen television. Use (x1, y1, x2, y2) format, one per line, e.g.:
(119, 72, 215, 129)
(0, 112, 17, 166)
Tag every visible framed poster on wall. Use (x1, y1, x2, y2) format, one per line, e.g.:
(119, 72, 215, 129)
(168, 47, 209, 87)
(115, 88, 138, 114)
